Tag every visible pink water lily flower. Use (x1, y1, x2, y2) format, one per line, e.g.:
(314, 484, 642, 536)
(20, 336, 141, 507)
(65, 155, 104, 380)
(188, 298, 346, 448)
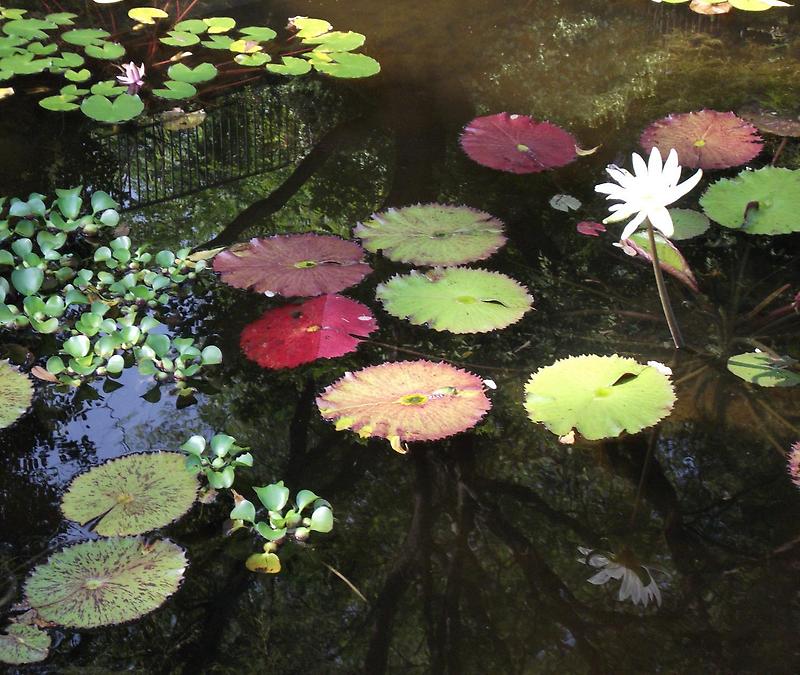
(116, 62, 146, 94)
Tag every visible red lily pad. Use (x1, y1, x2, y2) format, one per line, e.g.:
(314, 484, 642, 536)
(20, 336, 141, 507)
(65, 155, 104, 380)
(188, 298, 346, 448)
(640, 110, 763, 170)
(213, 234, 372, 297)
(316, 360, 491, 452)
(240, 294, 377, 369)
(459, 113, 577, 174)
(576, 221, 606, 237)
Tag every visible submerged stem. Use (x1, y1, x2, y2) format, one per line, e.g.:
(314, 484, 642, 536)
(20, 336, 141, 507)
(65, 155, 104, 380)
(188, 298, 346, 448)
(647, 223, 683, 348)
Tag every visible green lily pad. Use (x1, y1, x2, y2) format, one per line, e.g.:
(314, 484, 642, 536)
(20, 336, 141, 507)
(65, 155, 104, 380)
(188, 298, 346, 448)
(64, 68, 91, 82)
(2, 18, 57, 41)
(61, 452, 199, 536)
(0, 624, 50, 665)
(204, 17, 236, 33)
(524, 355, 676, 440)
(159, 31, 200, 47)
(668, 208, 710, 240)
(46, 12, 78, 25)
(700, 167, 800, 235)
(266, 56, 311, 75)
(90, 79, 125, 96)
(625, 231, 698, 292)
(201, 34, 234, 50)
(173, 19, 207, 34)
(235, 53, 270, 66)
(152, 80, 196, 100)
(311, 52, 380, 78)
(726, 352, 800, 387)
(25, 537, 187, 628)
(61, 28, 110, 46)
(128, 7, 168, 24)
(80, 93, 144, 122)
(84, 41, 125, 60)
(238, 25, 277, 41)
(39, 93, 80, 111)
(354, 203, 506, 266)
(288, 17, 332, 38)
(377, 267, 532, 333)
(0, 360, 32, 430)
(166, 62, 217, 83)
(304, 31, 365, 52)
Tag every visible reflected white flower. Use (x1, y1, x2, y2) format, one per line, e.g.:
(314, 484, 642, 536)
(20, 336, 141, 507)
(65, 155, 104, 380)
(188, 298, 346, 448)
(577, 546, 665, 608)
(595, 147, 703, 241)
(116, 62, 146, 94)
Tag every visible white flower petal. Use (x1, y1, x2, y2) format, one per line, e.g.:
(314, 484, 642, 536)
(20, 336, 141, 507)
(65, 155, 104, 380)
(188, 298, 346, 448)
(620, 211, 647, 239)
(647, 206, 674, 239)
(647, 146, 663, 176)
(631, 152, 648, 178)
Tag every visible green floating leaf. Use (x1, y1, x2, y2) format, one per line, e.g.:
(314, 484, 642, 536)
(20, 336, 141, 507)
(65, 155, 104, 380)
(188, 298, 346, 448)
(355, 203, 506, 266)
(80, 93, 144, 122)
(377, 267, 532, 333)
(700, 167, 800, 235)
(245, 551, 280, 573)
(11, 267, 44, 295)
(238, 25, 277, 41)
(152, 80, 196, 100)
(84, 41, 125, 60)
(311, 52, 380, 78)
(25, 537, 187, 628)
(304, 31, 365, 52)
(288, 17, 332, 38)
(0, 360, 33, 430)
(128, 7, 168, 25)
(726, 352, 800, 387)
(173, 19, 207, 34)
(524, 355, 676, 441)
(0, 624, 50, 665)
(204, 17, 236, 34)
(166, 62, 217, 84)
(61, 452, 199, 536)
(159, 31, 200, 47)
(61, 28, 110, 47)
(90, 80, 125, 96)
(625, 231, 699, 292)
(668, 208, 710, 240)
(38, 93, 79, 111)
(266, 56, 311, 75)
(64, 68, 91, 82)
(235, 52, 270, 67)
(254, 481, 289, 511)
(201, 34, 234, 50)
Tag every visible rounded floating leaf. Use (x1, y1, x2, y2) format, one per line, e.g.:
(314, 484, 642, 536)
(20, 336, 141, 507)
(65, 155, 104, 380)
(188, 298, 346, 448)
(166, 62, 217, 84)
(80, 93, 144, 123)
(739, 106, 800, 138)
(240, 294, 377, 369)
(316, 360, 491, 448)
(213, 234, 371, 297)
(524, 355, 676, 440)
(128, 7, 169, 25)
(726, 352, 800, 387)
(700, 167, 800, 235)
(640, 110, 763, 170)
(459, 113, 577, 174)
(668, 208, 710, 240)
(377, 267, 532, 334)
(0, 360, 33, 430)
(0, 624, 50, 665)
(266, 56, 312, 75)
(312, 52, 380, 78)
(25, 537, 187, 628)
(354, 204, 506, 266)
(152, 80, 197, 100)
(60, 452, 199, 536)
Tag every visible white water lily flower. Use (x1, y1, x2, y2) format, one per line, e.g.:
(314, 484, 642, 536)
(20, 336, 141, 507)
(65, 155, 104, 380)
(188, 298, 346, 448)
(116, 62, 146, 94)
(577, 546, 665, 608)
(595, 147, 703, 241)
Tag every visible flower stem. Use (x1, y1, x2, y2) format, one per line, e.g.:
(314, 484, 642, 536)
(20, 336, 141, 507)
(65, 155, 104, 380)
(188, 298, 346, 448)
(647, 223, 683, 348)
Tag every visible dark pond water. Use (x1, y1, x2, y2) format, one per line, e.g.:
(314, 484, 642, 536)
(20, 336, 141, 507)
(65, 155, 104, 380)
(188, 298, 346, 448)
(2, 0, 800, 672)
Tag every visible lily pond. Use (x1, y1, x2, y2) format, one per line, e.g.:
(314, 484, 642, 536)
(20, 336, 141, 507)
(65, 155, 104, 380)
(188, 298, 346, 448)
(1, 0, 800, 672)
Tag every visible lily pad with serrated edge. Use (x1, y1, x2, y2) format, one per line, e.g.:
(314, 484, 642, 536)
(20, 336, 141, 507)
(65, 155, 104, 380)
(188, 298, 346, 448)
(25, 537, 187, 628)
(213, 234, 371, 297)
(459, 112, 577, 174)
(524, 355, 676, 440)
(316, 360, 491, 451)
(240, 294, 377, 369)
(0, 624, 50, 665)
(377, 267, 532, 334)
(0, 360, 33, 429)
(726, 352, 800, 387)
(354, 203, 506, 266)
(640, 110, 763, 170)
(60, 452, 199, 536)
(699, 167, 800, 235)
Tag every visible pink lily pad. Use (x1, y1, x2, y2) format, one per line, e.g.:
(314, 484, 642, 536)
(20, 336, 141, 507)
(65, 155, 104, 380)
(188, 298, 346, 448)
(576, 221, 606, 237)
(459, 113, 577, 174)
(316, 360, 491, 451)
(240, 294, 377, 369)
(213, 234, 372, 297)
(640, 110, 763, 170)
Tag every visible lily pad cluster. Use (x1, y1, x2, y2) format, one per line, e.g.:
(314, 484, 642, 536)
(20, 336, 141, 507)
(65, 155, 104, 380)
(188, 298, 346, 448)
(0, 186, 223, 396)
(0, 7, 379, 122)
(227, 481, 335, 574)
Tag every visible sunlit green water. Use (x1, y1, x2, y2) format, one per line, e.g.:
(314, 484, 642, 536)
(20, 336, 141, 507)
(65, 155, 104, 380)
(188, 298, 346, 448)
(2, 1, 800, 672)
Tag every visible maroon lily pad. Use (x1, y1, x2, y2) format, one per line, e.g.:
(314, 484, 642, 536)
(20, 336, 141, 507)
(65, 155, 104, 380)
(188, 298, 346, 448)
(640, 110, 763, 170)
(576, 221, 606, 237)
(240, 294, 377, 369)
(459, 113, 577, 174)
(213, 234, 372, 297)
